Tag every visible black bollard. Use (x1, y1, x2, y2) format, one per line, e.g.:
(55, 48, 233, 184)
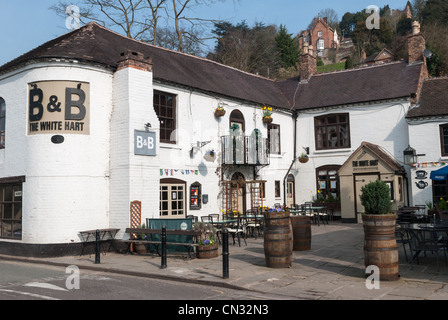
(222, 229, 229, 279)
(95, 229, 101, 264)
(161, 225, 167, 269)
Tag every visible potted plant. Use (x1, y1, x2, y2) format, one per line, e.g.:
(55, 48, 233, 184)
(298, 152, 309, 163)
(261, 105, 273, 124)
(203, 149, 216, 162)
(360, 180, 399, 281)
(133, 223, 148, 254)
(215, 105, 226, 117)
(426, 201, 437, 218)
(193, 222, 218, 259)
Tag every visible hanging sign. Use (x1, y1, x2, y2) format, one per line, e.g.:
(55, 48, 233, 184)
(134, 130, 157, 156)
(28, 81, 90, 135)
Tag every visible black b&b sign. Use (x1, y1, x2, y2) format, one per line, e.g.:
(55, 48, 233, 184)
(28, 81, 90, 135)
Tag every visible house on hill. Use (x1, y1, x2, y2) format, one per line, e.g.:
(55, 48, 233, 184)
(359, 48, 395, 66)
(298, 13, 340, 58)
(0, 20, 439, 256)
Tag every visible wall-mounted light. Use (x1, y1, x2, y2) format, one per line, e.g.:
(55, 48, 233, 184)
(303, 147, 310, 155)
(404, 145, 418, 165)
(190, 140, 212, 157)
(144, 123, 151, 131)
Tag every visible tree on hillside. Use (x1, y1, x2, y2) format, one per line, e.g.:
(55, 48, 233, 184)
(275, 25, 299, 69)
(420, 0, 448, 26)
(209, 21, 279, 77)
(415, 0, 448, 76)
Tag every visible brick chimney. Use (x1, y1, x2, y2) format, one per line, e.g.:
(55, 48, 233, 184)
(117, 50, 153, 72)
(300, 43, 317, 82)
(408, 21, 426, 65)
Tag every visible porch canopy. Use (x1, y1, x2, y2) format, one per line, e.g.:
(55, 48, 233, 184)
(430, 165, 448, 181)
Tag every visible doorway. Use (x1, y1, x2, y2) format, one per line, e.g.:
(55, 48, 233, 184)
(286, 174, 295, 208)
(231, 172, 246, 214)
(160, 178, 186, 218)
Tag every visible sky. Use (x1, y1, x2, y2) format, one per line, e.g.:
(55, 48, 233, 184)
(0, 0, 410, 66)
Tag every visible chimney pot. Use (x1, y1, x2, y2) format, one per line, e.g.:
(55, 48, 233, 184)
(412, 21, 420, 35)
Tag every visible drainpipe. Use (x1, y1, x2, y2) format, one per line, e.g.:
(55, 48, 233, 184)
(283, 110, 298, 208)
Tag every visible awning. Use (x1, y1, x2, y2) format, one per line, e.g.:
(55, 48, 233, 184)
(430, 165, 448, 181)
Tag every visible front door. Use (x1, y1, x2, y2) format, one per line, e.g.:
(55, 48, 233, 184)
(231, 172, 246, 214)
(354, 173, 380, 222)
(160, 180, 186, 219)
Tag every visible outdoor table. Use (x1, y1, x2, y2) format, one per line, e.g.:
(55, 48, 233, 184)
(79, 228, 120, 256)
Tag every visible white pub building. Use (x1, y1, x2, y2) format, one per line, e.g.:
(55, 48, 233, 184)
(0, 21, 445, 256)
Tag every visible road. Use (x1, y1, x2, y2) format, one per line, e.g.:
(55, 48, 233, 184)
(0, 260, 294, 303)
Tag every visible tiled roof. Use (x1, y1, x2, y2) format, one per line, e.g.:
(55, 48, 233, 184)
(340, 141, 405, 174)
(0, 22, 425, 112)
(407, 77, 448, 119)
(277, 61, 424, 110)
(0, 22, 290, 109)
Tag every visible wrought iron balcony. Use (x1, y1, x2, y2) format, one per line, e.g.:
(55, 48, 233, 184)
(221, 134, 269, 166)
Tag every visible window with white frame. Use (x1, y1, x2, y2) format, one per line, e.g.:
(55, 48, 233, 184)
(268, 124, 280, 155)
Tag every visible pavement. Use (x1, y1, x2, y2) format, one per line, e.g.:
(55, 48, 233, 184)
(1, 221, 448, 300)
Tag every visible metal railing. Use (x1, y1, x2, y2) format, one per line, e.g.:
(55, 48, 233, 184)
(221, 135, 269, 166)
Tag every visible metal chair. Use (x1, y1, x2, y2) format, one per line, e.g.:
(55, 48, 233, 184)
(408, 226, 448, 272)
(226, 211, 247, 246)
(245, 209, 261, 239)
(395, 224, 411, 262)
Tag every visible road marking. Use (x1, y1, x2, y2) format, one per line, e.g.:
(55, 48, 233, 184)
(0, 288, 60, 300)
(24, 282, 68, 292)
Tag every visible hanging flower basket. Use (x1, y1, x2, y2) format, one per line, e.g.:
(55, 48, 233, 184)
(203, 150, 216, 162)
(263, 116, 273, 124)
(299, 153, 309, 163)
(215, 107, 226, 117)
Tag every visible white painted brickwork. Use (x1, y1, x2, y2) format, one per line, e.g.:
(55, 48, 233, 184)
(0, 58, 435, 246)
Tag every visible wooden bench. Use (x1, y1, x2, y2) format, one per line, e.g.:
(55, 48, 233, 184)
(79, 228, 120, 256)
(117, 228, 202, 259)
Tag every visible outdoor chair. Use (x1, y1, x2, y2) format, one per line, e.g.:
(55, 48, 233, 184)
(302, 203, 317, 224)
(316, 204, 329, 225)
(186, 215, 198, 223)
(245, 209, 261, 239)
(201, 216, 212, 223)
(227, 212, 247, 246)
(209, 214, 220, 222)
(408, 227, 448, 272)
(395, 224, 411, 262)
(208, 214, 222, 244)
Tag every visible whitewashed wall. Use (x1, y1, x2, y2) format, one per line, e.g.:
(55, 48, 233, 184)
(153, 82, 296, 217)
(0, 62, 113, 244)
(408, 118, 448, 207)
(295, 100, 411, 206)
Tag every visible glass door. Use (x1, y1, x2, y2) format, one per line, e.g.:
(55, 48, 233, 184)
(160, 183, 185, 218)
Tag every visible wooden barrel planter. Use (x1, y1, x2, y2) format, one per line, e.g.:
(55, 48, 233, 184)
(291, 216, 311, 251)
(197, 244, 219, 259)
(362, 214, 399, 281)
(263, 211, 293, 268)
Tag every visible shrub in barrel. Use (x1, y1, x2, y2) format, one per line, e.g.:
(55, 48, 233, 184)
(360, 180, 399, 281)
